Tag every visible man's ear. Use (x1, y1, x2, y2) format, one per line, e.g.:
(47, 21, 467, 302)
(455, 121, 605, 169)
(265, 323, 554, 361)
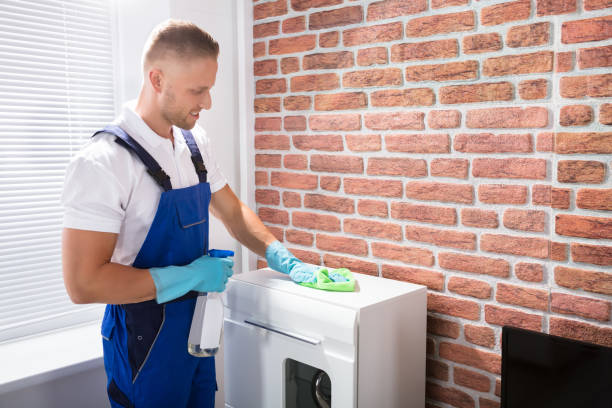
(149, 68, 163, 93)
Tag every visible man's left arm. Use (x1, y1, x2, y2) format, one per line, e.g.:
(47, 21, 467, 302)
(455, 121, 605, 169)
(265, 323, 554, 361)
(209, 184, 276, 257)
(209, 184, 318, 282)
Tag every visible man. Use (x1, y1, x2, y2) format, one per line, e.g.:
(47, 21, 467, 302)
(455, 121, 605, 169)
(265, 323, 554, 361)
(61, 20, 316, 408)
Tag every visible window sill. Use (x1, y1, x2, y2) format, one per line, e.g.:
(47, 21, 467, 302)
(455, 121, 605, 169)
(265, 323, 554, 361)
(0, 322, 103, 394)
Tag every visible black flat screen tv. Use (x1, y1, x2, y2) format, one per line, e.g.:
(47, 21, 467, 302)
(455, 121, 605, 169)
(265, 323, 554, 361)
(501, 326, 612, 408)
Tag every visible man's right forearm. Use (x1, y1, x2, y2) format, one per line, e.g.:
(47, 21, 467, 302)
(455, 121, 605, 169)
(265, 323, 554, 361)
(66, 262, 157, 305)
(62, 227, 156, 305)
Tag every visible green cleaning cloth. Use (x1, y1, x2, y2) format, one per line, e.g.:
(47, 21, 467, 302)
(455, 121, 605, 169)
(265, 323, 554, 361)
(299, 268, 356, 292)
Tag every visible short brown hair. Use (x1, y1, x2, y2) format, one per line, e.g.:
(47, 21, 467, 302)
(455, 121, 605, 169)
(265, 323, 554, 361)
(143, 19, 219, 68)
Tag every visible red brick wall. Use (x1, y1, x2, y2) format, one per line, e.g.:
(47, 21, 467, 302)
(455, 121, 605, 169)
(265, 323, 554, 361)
(251, 1, 612, 406)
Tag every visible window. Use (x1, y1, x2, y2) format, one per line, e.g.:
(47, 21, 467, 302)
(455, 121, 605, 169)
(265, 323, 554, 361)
(0, 0, 116, 342)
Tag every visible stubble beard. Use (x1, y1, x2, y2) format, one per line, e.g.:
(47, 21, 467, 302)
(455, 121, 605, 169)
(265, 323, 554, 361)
(160, 89, 195, 131)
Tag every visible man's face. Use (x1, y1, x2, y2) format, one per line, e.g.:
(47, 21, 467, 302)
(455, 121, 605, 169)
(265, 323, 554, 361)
(158, 56, 218, 130)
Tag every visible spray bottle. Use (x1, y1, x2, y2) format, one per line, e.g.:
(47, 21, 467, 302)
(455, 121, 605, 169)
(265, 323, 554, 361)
(187, 249, 234, 357)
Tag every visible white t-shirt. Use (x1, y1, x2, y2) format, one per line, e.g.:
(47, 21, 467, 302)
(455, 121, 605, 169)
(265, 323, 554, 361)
(61, 101, 227, 266)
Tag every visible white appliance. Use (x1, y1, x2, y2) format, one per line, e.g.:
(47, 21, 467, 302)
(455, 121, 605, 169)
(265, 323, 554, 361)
(223, 268, 427, 407)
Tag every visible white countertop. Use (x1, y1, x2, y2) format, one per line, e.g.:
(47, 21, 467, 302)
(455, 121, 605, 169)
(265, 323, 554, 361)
(228, 268, 426, 311)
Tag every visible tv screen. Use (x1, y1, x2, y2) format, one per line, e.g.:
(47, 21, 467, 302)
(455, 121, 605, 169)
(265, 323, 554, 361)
(501, 326, 612, 408)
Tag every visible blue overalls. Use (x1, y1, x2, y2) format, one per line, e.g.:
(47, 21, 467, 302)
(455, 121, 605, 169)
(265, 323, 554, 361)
(95, 125, 217, 408)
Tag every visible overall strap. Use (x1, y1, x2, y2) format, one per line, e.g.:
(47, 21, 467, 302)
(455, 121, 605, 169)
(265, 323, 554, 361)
(180, 129, 208, 184)
(93, 125, 172, 192)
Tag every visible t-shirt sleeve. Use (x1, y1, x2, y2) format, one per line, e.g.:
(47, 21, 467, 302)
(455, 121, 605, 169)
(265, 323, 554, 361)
(192, 125, 228, 193)
(61, 153, 126, 233)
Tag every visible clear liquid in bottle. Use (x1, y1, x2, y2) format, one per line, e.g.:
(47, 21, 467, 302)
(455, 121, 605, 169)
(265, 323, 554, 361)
(188, 291, 224, 357)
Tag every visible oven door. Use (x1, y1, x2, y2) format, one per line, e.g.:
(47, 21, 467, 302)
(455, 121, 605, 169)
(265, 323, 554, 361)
(223, 294, 358, 408)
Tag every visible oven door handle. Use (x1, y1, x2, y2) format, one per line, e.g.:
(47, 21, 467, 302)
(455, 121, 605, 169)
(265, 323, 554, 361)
(244, 318, 321, 346)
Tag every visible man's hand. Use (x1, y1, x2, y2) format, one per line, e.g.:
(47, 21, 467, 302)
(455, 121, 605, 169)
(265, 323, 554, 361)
(265, 240, 318, 283)
(149, 255, 234, 303)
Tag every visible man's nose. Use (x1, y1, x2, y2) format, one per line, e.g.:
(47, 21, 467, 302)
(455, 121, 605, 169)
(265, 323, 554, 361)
(201, 94, 212, 110)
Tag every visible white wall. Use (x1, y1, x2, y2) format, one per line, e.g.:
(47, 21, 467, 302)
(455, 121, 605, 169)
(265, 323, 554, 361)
(169, 0, 244, 273)
(116, 0, 249, 274)
(0, 1, 249, 407)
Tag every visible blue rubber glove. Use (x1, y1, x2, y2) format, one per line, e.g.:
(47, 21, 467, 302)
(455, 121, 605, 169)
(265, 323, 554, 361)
(265, 240, 318, 283)
(149, 255, 234, 304)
